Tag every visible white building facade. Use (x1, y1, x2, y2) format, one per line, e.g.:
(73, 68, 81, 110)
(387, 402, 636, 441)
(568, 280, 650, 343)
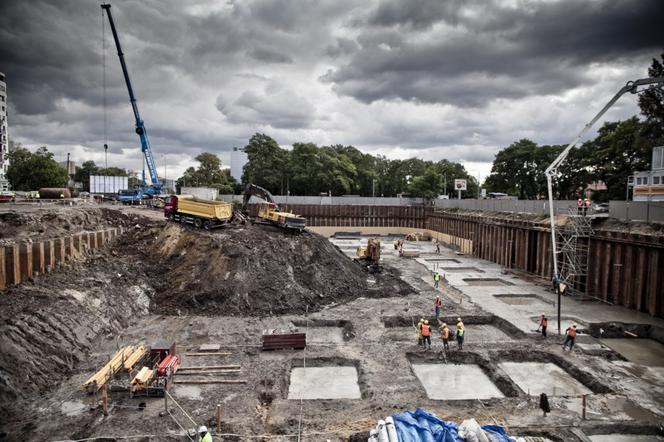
(0, 72, 9, 192)
(632, 146, 664, 202)
(230, 147, 248, 182)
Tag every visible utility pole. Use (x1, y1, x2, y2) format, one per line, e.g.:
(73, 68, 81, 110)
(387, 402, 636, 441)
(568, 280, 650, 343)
(66, 152, 71, 186)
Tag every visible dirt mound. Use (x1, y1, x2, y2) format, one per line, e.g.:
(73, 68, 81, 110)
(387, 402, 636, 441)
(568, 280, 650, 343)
(150, 223, 410, 316)
(0, 207, 145, 243)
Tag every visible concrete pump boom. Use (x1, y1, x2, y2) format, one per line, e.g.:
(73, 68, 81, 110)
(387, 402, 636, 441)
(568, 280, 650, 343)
(545, 76, 664, 334)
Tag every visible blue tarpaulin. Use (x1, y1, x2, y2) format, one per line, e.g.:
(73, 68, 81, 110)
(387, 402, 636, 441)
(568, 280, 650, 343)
(392, 408, 515, 442)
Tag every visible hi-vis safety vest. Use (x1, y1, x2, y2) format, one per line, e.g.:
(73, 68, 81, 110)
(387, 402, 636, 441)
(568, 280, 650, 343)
(567, 327, 577, 338)
(441, 328, 449, 339)
(577, 199, 583, 207)
(422, 324, 431, 337)
(457, 324, 465, 336)
(434, 273, 441, 281)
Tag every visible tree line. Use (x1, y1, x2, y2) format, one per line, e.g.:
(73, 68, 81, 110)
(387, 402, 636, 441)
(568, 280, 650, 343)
(241, 133, 478, 198)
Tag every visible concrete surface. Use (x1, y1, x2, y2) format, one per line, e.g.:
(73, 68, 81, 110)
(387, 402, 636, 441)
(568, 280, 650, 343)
(288, 367, 361, 400)
(499, 362, 592, 396)
(305, 326, 345, 344)
(588, 435, 664, 442)
(600, 338, 664, 366)
(412, 363, 504, 400)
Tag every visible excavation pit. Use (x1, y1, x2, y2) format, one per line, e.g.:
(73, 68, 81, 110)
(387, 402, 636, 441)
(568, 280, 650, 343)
(498, 362, 592, 396)
(411, 363, 504, 400)
(441, 267, 484, 273)
(288, 366, 361, 400)
(493, 294, 554, 306)
(424, 258, 461, 263)
(600, 338, 664, 366)
(530, 316, 587, 330)
(463, 278, 514, 286)
(305, 327, 345, 344)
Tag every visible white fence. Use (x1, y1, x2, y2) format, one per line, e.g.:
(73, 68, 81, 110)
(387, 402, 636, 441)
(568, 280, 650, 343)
(90, 175, 127, 194)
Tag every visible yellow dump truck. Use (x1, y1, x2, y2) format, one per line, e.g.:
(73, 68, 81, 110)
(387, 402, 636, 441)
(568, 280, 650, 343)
(164, 195, 233, 229)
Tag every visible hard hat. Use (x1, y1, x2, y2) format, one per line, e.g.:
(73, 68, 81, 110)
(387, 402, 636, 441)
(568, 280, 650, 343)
(199, 426, 208, 433)
(442, 323, 447, 327)
(572, 324, 577, 327)
(424, 320, 429, 325)
(457, 317, 462, 322)
(420, 318, 424, 322)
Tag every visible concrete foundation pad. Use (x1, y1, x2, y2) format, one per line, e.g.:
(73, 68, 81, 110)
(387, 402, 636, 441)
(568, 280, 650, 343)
(305, 327, 344, 344)
(412, 363, 504, 400)
(442, 267, 484, 273)
(600, 339, 664, 366)
(199, 344, 221, 351)
(499, 362, 591, 396)
(493, 294, 554, 307)
(288, 366, 361, 399)
(464, 278, 514, 286)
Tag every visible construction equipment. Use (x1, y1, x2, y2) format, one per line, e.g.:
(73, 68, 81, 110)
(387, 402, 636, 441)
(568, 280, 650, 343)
(241, 183, 306, 232)
(102, 4, 162, 197)
(355, 238, 382, 273)
(164, 194, 233, 229)
(544, 76, 664, 335)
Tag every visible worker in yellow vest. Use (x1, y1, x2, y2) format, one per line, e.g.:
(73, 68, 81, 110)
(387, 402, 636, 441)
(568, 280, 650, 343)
(456, 318, 465, 350)
(199, 426, 212, 442)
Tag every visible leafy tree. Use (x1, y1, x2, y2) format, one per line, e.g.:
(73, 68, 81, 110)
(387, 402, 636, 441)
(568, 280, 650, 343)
(586, 117, 654, 200)
(408, 167, 443, 199)
(98, 167, 128, 176)
(73, 160, 99, 191)
(242, 133, 289, 194)
(176, 152, 235, 194)
(638, 52, 664, 140)
(7, 144, 68, 190)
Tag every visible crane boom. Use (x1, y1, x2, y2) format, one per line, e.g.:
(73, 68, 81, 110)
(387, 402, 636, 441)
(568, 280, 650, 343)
(101, 3, 161, 194)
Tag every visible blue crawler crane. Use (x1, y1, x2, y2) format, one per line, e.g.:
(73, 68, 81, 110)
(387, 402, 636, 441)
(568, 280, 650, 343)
(102, 3, 162, 202)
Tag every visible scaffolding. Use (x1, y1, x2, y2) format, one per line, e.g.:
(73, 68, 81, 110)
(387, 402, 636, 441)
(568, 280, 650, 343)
(556, 208, 594, 296)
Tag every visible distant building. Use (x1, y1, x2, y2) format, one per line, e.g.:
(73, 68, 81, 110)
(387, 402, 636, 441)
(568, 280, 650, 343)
(58, 160, 78, 176)
(632, 146, 664, 202)
(230, 147, 248, 182)
(0, 72, 9, 192)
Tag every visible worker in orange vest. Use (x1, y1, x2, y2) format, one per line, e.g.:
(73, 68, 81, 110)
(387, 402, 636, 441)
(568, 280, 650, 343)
(439, 323, 450, 351)
(537, 314, 548, 337)
(584, 198, 591, 216)
(576, 198, 583, 215)
(421, 320, 431, 349)
(434, 295, 442, 319)
(562, 324, 577, 351)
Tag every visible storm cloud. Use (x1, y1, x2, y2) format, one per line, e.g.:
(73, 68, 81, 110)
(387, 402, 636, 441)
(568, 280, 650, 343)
(0, 0, 661, 178)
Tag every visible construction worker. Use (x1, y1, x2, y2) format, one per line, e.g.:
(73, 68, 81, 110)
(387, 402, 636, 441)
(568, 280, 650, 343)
(551, 273, 560, 293)
(562, 324, 577, 351)
(433, 271, 441, 288)
(584, 197, 591, 216)
(199, 425, 212, 442)
(417, 318, 424, 346)
(421, 320, 431, 349)
(456, 318, 465, 350)
(440, 323, 450, 351)
(434, 295, 442, 319)
(435, 240, 441, 254)
(537, 314, 548, 337)
(576, 198, 583, 215)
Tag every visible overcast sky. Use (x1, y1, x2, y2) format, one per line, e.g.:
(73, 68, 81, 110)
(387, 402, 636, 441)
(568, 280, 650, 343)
(1, 0, 662, 181)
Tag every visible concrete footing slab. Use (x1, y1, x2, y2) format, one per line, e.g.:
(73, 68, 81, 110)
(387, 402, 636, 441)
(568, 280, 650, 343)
(288, 367, 361, 399)
(588, 435, 664, 442)
(498, 362, 592, 396)
(600, 338, 664, 366)
(412, 363, 504, 400)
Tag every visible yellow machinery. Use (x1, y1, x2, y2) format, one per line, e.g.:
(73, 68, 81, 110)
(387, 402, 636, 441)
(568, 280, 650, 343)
(242, 184, 306, 232)
(355, 238, 381, 273)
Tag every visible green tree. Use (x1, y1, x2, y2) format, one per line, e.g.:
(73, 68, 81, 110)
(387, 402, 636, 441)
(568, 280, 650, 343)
(638, 52, 664, 140)
(73, 160, 99, 191)
(586, 117, 654, 200)
(408, 167, 443, 199)
(242, 133, 289, 194)
(98, 167, 128, 176)
(176, 152, 235, 194)
(7, 145, 68, 190)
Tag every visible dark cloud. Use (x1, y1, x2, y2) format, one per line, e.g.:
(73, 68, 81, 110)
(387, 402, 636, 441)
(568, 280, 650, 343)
(324, 0, 664, 106)
(249, 48, 293, 64)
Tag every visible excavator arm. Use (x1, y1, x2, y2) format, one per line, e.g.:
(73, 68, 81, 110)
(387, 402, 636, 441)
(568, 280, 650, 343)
(242, 183, 279, 214)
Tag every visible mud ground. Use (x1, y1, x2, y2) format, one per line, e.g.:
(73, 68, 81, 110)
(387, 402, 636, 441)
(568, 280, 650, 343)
(1, 205, 663, 441)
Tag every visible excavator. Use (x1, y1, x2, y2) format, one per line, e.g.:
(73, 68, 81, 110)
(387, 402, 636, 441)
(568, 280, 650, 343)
(355, 238, 382, 273)
(242, 184, 306, 232)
